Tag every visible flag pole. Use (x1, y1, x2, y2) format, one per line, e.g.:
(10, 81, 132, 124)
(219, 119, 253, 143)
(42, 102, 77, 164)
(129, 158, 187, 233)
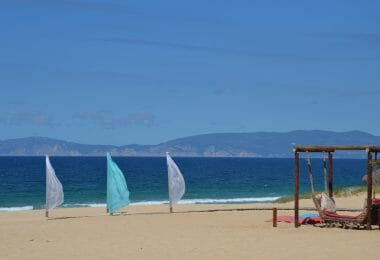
(45, 154, 48, 218)
(106, 153, 109, 215)
(167, 152, 173, 213)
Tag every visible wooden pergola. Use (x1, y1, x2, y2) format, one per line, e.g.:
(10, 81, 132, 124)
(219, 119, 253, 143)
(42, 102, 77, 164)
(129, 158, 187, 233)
(293, 145, 380, 229)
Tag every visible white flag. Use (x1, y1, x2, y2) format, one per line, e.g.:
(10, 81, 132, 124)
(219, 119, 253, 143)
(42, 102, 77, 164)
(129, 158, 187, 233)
(46, 155, 64, 210)
(166, 153, 185, 206)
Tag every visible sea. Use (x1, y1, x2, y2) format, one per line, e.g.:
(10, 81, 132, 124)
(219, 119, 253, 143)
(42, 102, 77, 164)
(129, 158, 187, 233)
(0, 157, 368, 212)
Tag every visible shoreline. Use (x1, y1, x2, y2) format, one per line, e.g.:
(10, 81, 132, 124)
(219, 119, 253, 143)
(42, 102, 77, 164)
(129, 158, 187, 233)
(0, 196, 283, 212)
(2, 184, 373, 213)
(0, 189, 370, 215)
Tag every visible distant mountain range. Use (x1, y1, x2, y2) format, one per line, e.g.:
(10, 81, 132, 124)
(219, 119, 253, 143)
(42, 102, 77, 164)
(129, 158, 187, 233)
(0, 130, 379, 157)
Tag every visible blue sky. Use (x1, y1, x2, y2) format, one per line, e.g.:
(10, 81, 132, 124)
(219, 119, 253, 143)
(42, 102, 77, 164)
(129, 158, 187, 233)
(0, 1, 379, 145)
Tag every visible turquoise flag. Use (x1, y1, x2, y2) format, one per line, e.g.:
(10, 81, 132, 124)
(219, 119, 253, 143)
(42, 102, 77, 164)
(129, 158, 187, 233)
(107, 153, 130, 214)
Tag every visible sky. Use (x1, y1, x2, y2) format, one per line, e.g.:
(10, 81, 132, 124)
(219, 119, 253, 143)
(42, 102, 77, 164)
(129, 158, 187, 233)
(0, 1, 379, 145)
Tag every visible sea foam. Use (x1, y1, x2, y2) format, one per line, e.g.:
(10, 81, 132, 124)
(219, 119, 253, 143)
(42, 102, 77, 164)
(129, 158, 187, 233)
(120, 196, 280, 206)
(60, 197, 281, 208)
(0, 197, 281, 211)
(0, 206, 34, 212)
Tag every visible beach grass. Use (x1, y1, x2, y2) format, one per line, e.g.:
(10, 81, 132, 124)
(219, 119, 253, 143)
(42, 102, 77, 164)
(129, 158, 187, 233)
(274, 185, 380, 203)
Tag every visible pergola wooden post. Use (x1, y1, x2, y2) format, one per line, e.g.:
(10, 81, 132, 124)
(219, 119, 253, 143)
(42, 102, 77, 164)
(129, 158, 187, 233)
(294, 150, 299, 227)
(367, 150, 372, 230)
(293, 145, 380, 230)
(328, 152, 333, 198)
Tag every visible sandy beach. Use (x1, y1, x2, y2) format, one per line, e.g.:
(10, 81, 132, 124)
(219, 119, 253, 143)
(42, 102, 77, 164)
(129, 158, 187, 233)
(1, 193, 379, 260)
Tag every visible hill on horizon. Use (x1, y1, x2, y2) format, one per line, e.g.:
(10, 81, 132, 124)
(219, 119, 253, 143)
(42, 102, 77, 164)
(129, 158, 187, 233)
(0, 130, 379, 157)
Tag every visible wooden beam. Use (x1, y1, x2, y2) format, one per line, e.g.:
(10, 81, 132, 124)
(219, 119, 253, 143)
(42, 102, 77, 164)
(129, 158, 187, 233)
(369, 147, 380, 153)
(293, 145, 380, 153)
(294, 151, 300, 228)
(328, 152, 333, 198)
(294, 146, 335, 152)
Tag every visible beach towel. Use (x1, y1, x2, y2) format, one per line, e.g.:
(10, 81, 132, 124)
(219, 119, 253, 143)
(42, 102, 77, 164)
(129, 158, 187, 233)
(267, 213, 322, 224)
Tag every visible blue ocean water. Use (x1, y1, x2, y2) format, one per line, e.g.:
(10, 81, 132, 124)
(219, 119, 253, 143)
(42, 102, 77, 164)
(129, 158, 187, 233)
(0, 157, 368, 211)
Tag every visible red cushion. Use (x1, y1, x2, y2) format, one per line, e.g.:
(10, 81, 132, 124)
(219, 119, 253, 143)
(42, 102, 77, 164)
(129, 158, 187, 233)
(324, 211, 358, 219)
(304, 217, 322, 224)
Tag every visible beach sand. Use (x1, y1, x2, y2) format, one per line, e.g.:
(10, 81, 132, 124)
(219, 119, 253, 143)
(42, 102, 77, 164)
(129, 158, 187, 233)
(1, 193, 379, 260)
